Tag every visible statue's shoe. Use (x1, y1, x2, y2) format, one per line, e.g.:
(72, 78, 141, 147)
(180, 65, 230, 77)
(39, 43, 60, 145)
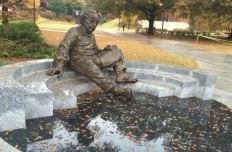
(116, 75, 138, 83)
(113, 87, 134, 100)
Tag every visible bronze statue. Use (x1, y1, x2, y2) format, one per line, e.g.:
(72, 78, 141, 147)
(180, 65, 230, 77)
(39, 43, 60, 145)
(47, 9, 138, 99)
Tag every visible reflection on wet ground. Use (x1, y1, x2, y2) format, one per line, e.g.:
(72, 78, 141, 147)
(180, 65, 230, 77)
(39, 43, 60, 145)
(0, 91, 232, 152)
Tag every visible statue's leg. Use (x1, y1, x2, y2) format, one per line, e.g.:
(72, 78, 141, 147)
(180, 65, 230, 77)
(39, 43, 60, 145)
(98, 45, 138, 83)
(71, 57, 133, 99)
(113, 59, 138, 83)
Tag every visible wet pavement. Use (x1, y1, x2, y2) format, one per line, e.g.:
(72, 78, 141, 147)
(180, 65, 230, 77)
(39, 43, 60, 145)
(96, 28, 232, 94)
(1, 92, 232, 152)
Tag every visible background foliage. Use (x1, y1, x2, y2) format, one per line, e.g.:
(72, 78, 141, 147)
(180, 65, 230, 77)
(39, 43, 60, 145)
(0, 22, 56, 59)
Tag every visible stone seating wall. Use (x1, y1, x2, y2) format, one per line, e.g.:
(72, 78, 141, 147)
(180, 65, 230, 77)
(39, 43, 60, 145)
(0, 59, 220, 133)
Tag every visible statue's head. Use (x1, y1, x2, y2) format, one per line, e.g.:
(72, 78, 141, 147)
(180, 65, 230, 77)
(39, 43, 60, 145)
(80, 9, 100, 34)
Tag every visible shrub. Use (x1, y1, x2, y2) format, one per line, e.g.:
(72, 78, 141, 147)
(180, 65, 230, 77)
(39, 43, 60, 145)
(0, 21, 56, 59)
(0, 61, 7, 67)
(135, 28, 140, 33)
(38, 7, 46, 12)
(11, 11, 39, 21)
(132, 22, 142, 29)
(39, 10, 56, 20)
(0, 21, 42, 42)
(63, 15, 75, 22)
(144, 28, 148, 33)
(99, 16, 111, 25)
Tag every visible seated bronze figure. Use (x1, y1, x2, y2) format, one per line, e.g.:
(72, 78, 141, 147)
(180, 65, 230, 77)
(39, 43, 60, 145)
(48, 9, 138, 99)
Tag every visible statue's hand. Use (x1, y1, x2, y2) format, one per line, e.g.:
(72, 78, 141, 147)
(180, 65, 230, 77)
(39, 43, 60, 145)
(47, 67, 64, 78)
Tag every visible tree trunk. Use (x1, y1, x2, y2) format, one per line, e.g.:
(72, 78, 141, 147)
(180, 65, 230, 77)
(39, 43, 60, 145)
(67, 6, 72, 15)
(128, 21, 131, 29)
(2, 0, 9, 24)
(147, 14, 155, 35)
(228, 29, 232, 39)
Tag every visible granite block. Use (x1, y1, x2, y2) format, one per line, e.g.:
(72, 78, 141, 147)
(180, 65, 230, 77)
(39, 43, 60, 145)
(13, 67, 23, 80)
(22, 61, 52, 76)
(125, 61, 157, 70)
(56, 71, 85, 83)
(0, 138, 22, 152)
(197, 86, 215, 100)
(53, 89, 77, 110)
(164, 77, 197, 98)
(0, 86, 24, 113)
(74, 83, 97, 96)
(46, 76, 57, 88)
(191, 71, 217, 87)
(119, 82, 174, 98)
(0, 109, 25, 132)
(157, 65, 191, 76)
(24, 92, 54, 119)
(131, 71, 164, 82)
(213, 89, 232, 108)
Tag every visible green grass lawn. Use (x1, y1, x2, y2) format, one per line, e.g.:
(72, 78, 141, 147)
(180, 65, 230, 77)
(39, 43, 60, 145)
(100, 18, 119, 29)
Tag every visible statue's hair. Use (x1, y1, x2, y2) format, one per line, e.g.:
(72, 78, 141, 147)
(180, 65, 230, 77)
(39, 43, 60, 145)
(80, 9, 100, 25)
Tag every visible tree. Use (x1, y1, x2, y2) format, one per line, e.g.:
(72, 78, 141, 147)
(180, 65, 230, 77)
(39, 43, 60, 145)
(125, 0, 181, 35)
(186, 0, 232, 39)
(87, 0, 182, 35)
(86, 0, 127, 31)
(1, 0, 22, 24)
(0, 0, 41, 24)
(47, 0, 67, 17)
(86, 0, 123, 13)
(65, 0, 82, 15)
(24, 0, 40, 10)
(40, 0, 51, 8)
(121, 12, 137, 29)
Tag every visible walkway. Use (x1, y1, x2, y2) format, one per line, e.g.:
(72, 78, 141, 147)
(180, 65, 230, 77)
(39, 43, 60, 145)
(96, 28, 232, 94)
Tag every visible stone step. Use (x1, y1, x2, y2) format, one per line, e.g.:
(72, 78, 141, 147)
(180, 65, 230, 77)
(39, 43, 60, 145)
(0, 59, 217, 132)
(17, 70, 54, 120)
(107, 68, 198, 98)
(17, 66, 211, 116)
(49, 77, 175, 109)
(125, 62, 217, 100)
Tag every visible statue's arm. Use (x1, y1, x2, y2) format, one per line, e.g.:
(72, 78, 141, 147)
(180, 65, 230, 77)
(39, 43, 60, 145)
(48, 28, 78, 77)
(55, 28, 77, 67)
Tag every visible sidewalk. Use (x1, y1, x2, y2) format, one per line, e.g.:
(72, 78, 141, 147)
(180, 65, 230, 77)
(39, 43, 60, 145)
(96, 28, 232, 95)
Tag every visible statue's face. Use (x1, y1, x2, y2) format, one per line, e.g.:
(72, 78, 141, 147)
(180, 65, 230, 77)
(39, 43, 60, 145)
(83, 15, 99, 34)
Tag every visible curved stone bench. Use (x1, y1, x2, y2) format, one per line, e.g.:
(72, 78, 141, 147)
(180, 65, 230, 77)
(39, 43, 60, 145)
(0, 59, 218, 133)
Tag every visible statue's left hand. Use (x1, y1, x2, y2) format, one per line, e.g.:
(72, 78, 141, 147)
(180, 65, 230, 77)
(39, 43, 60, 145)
(47, 67, 64, 78)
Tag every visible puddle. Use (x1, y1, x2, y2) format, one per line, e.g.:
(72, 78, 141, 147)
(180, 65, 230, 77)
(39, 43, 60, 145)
(0, 92, 232, 152)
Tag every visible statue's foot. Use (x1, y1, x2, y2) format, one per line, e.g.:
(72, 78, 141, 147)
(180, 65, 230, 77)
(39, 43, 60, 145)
(116, 75, 138, 83)
(110, 87, 134, 100)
